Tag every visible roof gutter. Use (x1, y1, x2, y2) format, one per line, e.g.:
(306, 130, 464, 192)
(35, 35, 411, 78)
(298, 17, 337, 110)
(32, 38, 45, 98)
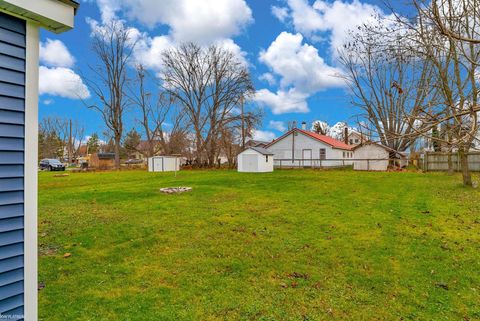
(57, 0, 79, 14)
(0, 0, 78, 33)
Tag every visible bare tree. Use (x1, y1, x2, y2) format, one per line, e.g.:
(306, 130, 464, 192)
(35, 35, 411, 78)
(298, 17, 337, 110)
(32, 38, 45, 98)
(400, 0, 480, 186)
(129, 65, 188, 158)
(38, 117, 85, 162)
(430, 0, 480, 44)
(39, 117, 63, 160)
(161, 43, 257, 167)
(339, 19, 436, 153)
(311, 120, 330, 135)
(354, 0, 480, 186)
(85, 21, 135, 169)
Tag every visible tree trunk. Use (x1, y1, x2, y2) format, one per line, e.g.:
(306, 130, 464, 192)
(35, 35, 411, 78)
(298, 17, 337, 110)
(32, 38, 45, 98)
(114, 137, 121, 170)
(447, 152, 454, 175)
(459, 147, 472, 186)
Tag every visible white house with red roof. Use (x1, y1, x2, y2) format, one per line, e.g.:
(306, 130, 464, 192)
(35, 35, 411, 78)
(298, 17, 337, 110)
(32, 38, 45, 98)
(266, 128, 354, 167)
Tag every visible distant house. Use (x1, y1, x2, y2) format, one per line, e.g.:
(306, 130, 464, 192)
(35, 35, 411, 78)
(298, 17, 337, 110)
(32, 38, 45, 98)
(353, 142, 407, 171)
(132, 140, 163, 160)
(245, 139, 270, 148)
(77, 144, 88, 157)
(266, 128, 354, 167)
(90, 153, 116, 169)
(347, 130, 368, 146)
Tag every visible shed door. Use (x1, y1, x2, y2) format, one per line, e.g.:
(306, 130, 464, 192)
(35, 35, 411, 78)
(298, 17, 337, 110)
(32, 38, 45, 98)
(242, 154, 258, 172)
(154, 158, 163, 171)
(302, 149, 312, 167)
(0, 12, 26, 319)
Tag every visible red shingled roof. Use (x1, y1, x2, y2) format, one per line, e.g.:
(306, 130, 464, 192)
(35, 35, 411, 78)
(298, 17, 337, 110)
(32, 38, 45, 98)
(267, 128, 353, 150)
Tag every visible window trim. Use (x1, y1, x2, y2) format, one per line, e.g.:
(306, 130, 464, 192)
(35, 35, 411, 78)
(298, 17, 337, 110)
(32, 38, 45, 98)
(319, 148, 326, 160)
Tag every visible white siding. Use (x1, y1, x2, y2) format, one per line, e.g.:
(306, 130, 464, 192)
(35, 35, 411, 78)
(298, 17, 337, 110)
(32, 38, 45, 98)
(348, 132, 363, 145)
(268, 132, 351, 167)
(354, 144, 389, 171)
(148, 156, 180, 172)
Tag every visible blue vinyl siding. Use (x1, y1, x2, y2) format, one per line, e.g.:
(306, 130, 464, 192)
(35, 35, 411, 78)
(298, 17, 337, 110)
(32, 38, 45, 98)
(0, 12, 25, 320)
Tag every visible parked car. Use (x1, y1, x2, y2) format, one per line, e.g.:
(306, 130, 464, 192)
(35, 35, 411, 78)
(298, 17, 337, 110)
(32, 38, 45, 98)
(125, 159, 144, 165)
(39, 159, 66, 171)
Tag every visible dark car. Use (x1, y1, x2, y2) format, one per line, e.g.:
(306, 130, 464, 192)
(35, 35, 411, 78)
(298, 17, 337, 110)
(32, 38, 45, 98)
(39, 159, 66, 171)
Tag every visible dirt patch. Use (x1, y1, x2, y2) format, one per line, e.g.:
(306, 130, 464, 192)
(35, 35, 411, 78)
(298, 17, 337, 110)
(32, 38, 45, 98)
(54, 174, 69, 177)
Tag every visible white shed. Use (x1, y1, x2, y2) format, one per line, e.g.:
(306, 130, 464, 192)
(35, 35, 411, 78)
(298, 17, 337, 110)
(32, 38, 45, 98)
(237, 147, 274, 173)
(353, 142, 406, 171)
(148, 156, 180, 172)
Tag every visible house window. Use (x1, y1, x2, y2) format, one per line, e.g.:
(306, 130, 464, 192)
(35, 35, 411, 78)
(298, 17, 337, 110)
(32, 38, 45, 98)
(355, 139, 359, 144)
(343, 152, 346, 158)
(266, 155, 269, 162)
(349, 139, 353, 144)
(320, 148, 326, 160)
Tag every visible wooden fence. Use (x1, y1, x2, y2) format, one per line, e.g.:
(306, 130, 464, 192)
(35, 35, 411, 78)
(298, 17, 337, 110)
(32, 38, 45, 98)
(420, 152, 480, 172)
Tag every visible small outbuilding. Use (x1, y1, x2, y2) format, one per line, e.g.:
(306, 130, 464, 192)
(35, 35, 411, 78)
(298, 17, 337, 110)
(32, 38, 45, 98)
(148, 156, 180, 172)
(237, 147, 274, 173)
(90, 152, 115, 169)
(353, 142, 407, 171)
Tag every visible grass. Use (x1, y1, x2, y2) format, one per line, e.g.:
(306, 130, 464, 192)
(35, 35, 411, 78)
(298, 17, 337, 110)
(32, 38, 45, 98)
(38, 169, 480, 320)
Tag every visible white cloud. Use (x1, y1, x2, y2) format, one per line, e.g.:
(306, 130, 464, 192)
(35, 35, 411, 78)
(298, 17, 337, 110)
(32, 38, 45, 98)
(215, 38, 249, 67)
(269, 120, 287, 132)
(276, 0, 387, 55)
(86, 15, 248, 74)
(133, 34, 173, 72)
(40, 39, 75, 68)
(255, 32, 344, 114)
(42, 99, 54, 105)
(252, 130, 276, 142)
(39, 66, 90, 99)
(259, 72, 277, 86)
(255, 88, 309, 114)
(259, 32, 344, 94)
(271, 6, 290, 22)
(90, 0, 253, 44)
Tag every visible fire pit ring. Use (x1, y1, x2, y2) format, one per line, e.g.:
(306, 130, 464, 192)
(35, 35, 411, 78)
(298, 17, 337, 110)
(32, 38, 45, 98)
(160, 187, 192, 194)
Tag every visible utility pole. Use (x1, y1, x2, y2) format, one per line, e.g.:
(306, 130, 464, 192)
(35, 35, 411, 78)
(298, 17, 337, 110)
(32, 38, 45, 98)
(240, 95, 245, 148)
(68, 119, 72, 164)
(292, 121, 297, 163)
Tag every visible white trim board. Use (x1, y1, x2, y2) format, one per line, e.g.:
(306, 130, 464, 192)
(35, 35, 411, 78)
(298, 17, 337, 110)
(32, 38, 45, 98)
(24, 21, 39, 321)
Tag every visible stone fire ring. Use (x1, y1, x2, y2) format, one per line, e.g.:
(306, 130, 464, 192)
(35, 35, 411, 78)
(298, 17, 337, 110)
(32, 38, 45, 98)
(160, 187, 192, 194)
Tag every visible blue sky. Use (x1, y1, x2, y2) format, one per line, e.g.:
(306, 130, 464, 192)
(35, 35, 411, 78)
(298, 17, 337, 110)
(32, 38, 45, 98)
(38, 0, 396, 142)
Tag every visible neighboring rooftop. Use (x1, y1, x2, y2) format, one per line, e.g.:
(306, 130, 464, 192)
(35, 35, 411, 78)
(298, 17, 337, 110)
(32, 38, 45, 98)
(246, 139, 270, 147)
(353, 141, 407, 157)
(248, 146, 274, 155)
(268, 128, 353, 150)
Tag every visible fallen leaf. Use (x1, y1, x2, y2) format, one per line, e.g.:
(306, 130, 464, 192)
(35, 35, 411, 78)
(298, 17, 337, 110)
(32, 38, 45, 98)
(38, 282, 46, 290)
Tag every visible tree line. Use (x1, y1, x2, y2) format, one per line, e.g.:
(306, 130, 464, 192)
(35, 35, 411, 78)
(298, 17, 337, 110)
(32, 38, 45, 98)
(82, 22, 261, 169)
(339, 0, 480, 186)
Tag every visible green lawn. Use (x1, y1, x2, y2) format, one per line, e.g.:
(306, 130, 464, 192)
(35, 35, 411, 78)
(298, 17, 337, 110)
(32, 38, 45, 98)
(38, 169, 480, 320)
